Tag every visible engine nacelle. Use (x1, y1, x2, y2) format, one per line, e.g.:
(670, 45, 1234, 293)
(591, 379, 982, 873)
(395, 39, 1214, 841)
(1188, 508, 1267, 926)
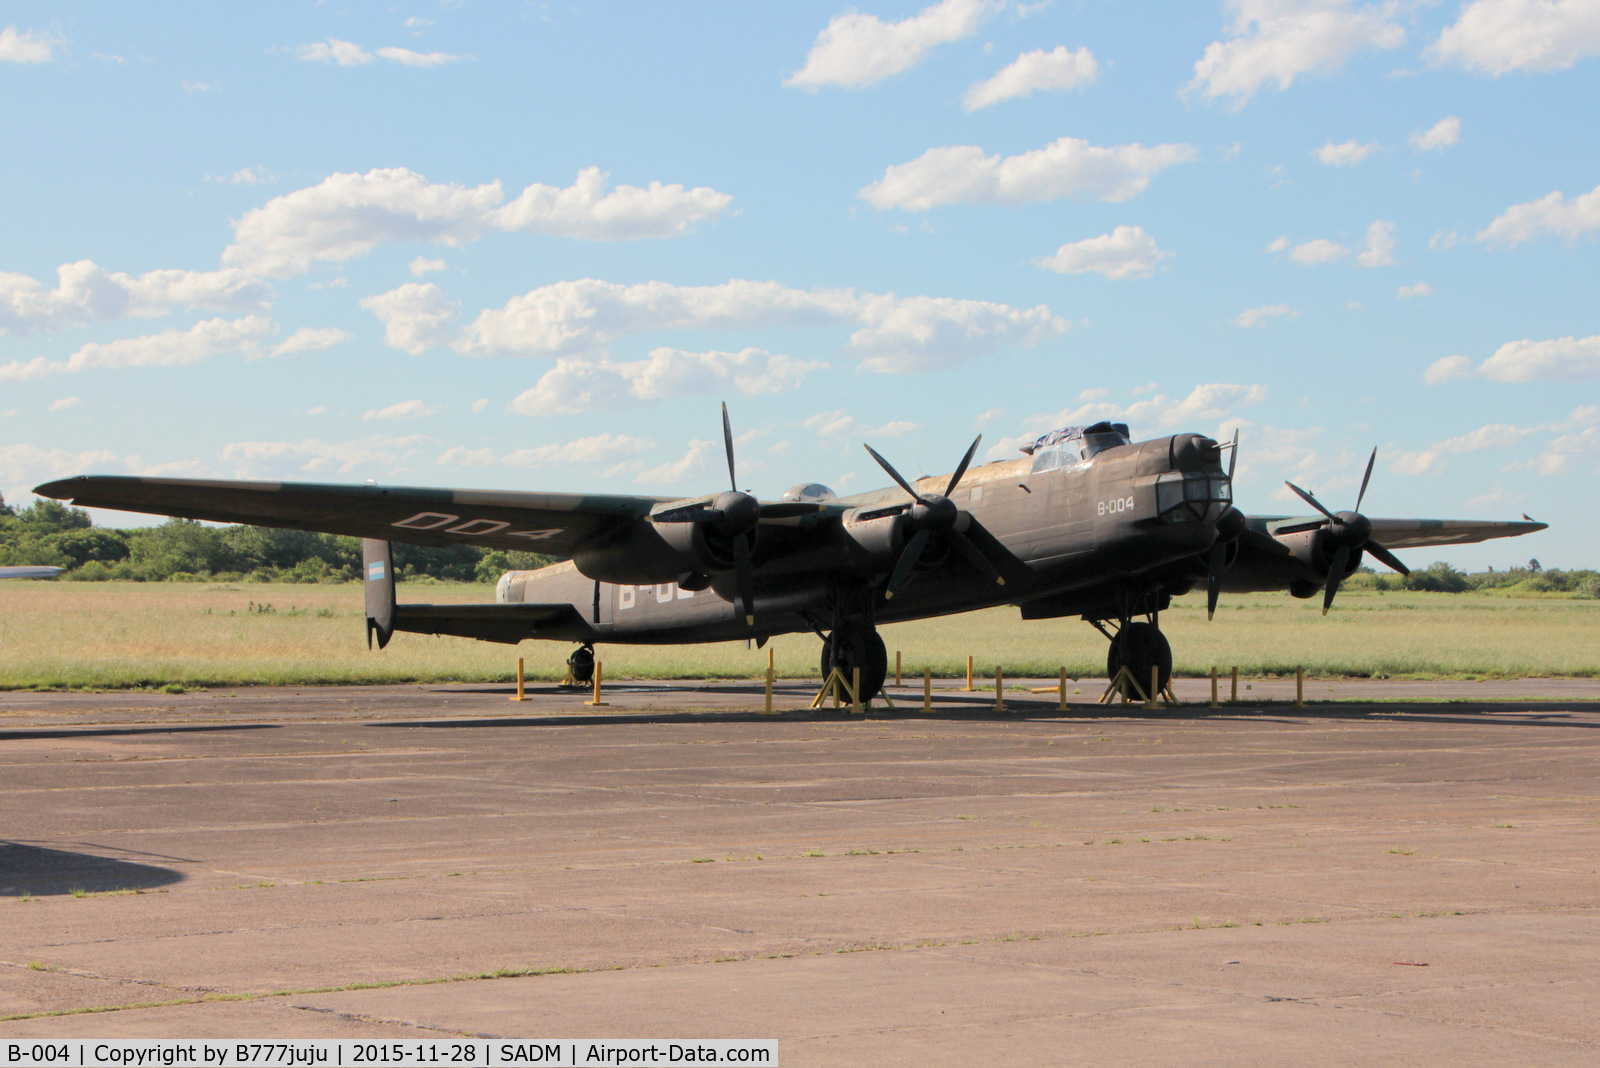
(571, 520, 740, 585)
(839, 511, 905, 562)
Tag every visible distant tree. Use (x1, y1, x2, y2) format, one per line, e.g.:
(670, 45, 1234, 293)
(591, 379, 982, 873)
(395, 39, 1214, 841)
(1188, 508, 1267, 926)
(48, 528, 131, 568)
(16, 499, 92, 533)
(1528, 558, 1541, 572)
(0, 491, 14, 518)
(128, 519, 235, 579)
(475, 549, 562, 583)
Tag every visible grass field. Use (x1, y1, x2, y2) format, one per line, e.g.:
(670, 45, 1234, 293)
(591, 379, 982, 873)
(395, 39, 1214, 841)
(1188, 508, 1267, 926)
(1, 580, 1596, 690)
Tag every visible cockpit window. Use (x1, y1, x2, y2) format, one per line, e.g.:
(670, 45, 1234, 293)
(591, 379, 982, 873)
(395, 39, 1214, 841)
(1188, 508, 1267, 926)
(1023, 421, 1131, 471)
(1157, 470, 1231, 522)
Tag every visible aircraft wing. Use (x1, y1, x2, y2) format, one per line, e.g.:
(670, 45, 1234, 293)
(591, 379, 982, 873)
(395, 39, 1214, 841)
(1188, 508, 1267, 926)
(34, 474, 678, 555)
(0, 565, 64, 580)
(1258, 515, 1547, 549)
(393, 602, 584, 644)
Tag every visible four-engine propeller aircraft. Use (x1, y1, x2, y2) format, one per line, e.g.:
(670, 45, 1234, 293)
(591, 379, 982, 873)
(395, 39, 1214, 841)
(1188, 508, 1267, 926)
(36, 407, 1545, 700)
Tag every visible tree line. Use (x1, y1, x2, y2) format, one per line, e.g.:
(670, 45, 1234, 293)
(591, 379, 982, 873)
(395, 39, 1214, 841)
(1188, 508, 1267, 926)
(0, 493, 558, 583)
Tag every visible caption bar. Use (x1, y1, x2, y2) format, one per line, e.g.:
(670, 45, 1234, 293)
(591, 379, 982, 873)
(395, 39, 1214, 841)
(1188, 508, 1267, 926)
(5, 1043, 777, 1068)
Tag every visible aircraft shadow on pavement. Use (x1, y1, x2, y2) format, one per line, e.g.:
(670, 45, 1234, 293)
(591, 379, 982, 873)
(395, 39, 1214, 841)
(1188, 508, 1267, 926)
(374, 688, 1598, 731)
(0, 723, 278, 742)
(0, 842, 188, 897)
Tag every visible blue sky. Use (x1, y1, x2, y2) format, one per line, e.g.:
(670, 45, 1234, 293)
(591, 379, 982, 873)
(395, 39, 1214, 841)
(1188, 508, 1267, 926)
(2, 1, 1596, 568)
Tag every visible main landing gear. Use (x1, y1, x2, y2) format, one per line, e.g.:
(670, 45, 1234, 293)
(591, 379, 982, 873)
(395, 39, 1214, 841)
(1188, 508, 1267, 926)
(1097, 618, 1173, 700)
(566, 644, 595, 685)
(819, 623, 888, 702)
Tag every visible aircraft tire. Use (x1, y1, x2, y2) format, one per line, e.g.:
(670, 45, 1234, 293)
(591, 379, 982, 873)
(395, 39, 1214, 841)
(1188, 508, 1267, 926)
(1106, 622, 1172, 700)
(820, 626, 888, 701)
(566, 644, 595, 684)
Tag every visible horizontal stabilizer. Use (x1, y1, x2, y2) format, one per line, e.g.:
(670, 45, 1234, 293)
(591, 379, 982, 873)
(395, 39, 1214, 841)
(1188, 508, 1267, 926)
(393, 602, 583, 644)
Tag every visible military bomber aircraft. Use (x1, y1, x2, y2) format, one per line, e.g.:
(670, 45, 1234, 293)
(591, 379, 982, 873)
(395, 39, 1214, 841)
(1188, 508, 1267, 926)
(37, 408, 1545, 700)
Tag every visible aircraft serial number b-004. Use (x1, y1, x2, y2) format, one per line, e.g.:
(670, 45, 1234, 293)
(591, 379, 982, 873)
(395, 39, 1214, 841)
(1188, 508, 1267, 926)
(37, 407, 1545, 700)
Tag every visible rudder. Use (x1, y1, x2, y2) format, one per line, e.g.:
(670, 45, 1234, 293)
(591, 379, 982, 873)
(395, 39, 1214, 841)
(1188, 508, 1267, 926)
(363, 539, 396, 649)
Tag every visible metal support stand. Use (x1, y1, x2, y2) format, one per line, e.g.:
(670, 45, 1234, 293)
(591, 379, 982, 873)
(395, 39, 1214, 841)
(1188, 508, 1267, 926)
(585, 662, 608, 706)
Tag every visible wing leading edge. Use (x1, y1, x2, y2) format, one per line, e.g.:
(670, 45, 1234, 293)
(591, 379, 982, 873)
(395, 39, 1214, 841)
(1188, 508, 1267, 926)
(1254, 515, 1547, 550)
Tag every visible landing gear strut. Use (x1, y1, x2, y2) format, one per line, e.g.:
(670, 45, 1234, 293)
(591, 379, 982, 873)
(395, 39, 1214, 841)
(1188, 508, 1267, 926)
(819, 624, 888, 702)
(566, 644, 595, 684)
(1103, 621, 1172, 699)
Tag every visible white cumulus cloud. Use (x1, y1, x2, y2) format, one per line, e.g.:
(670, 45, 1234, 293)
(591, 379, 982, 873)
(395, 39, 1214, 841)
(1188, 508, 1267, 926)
(1356, 219, 1396, 267)
(785, 0, 998, 90)
(860, 136, 1199, 210)
(0, 261, 273, 335)
(222, 167, 733, 276)
(1186, 0, 1406, 107)
(1410, 115, 1461, 151)
(1289, 237, 1348, 265)
(360, 282, 460, 356)
(268, 327, 353, 358)
(1428, 0, 1600, 74)
(447, 278, 1066, 374)
(0, 25, 55, 63)
(988, 383, 1271, 459)
(962, 45, 1099, 111)
(1034, 226, 1174, 280)
(1390, 422, 1536, 475)
(1397, 282, 1432, 299)
(1313, 139, 1379, 166)
(298, 39, 373, 66)
(1233, 303, 1298, 327)
(500, 433, 656, 468)
(1476, 181, 1600, 247)
(374, 46, 466, 67)
(221, 435, 433, 477)
(409, 256, 446, 276)
(0, 316, 276, 384)
(364, 400, 442, 421)
(1426, 335, 1600, 383)
(507, 348, 828, 416)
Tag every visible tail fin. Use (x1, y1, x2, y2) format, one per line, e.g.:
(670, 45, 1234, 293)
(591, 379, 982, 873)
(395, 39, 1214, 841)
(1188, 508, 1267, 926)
(363, 539, 396, 649)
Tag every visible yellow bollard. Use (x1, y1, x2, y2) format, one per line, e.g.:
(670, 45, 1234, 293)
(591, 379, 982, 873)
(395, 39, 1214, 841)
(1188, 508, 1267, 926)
(1059, 666, 1067, 711)
(923, 667, 931, 713)
(1210, 666, 1219, 709)
(1230, 666, 1239, 703)
(895, 650, 902, 687)
(510, 657, 529, 702)
(1145, 665, 1159, 709)
(964, 655, 975, 691)
(764, 666, 774, 715)
(768, 646, 774, 672)
(852, 667, 862, 715)
(586, 661, 608, 706)
(995, 666, 1005, 712)
(1295, 665, 1305, 708)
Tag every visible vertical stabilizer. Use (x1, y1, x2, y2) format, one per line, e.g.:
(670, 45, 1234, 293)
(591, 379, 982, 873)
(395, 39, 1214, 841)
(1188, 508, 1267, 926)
(363, 539, 396, 649)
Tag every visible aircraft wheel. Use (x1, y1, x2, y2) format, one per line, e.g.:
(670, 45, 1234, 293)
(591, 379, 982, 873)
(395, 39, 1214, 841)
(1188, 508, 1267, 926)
(820, 626, 888, 701)
(1105, 622, 1172, 700)
(566, 644, 595, 684)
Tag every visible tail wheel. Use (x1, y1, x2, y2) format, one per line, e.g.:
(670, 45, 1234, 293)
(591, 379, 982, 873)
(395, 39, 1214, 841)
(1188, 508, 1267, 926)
(566, 645, 595, 684)
(1106, 622, 1172, 699)
(820, 626, 888, 701)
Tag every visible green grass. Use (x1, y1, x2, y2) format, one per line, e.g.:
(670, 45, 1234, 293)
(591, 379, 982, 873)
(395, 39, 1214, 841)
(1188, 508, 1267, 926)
(0, 580, 1595, 690)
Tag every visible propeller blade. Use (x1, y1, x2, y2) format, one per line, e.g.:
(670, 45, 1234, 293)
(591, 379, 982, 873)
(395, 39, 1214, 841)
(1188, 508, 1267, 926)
(721, 402, 738, 492)
(1206, 539, 1226, 620)
(1322, 544, 1351, 615)
(732, 534, 755, 626)
(961, 518, 1030, 584)
(1284, 481, 1339, 523)
(949, 529, 1004, 586)
(1363, 539, 1410, 576)
(1355, 447, 1376, 512)
(943, 435, 982, 498)
(1227, 428, 1239, 482)
(864, 442, 925, 503)
(884, 529, 930, 599)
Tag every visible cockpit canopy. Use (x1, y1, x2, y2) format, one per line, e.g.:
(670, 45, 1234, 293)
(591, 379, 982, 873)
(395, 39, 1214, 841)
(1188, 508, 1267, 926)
(1022, 421, 1132, 474)
(780, 482, 837, 503)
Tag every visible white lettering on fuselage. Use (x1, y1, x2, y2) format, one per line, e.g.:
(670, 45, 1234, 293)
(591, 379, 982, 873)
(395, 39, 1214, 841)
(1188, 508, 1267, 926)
(1097, 496, 1135, 516)
(618, 583, 695, 610)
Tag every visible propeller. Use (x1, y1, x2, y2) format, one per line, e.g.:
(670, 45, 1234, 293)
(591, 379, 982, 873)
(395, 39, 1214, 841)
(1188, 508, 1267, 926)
(1283, 447, 1410, 615)
(650, 403, 821, 626)
(1206, 429, 1243, 621)
(862, 435, 1017, 598)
